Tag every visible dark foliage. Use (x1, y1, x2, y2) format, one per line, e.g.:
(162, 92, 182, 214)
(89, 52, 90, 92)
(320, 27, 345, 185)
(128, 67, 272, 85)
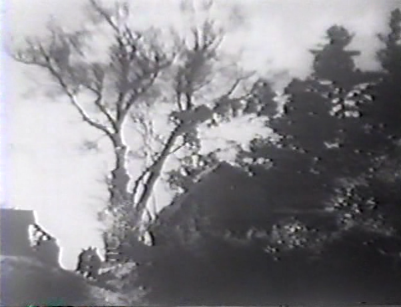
(92, 11, 401, 306)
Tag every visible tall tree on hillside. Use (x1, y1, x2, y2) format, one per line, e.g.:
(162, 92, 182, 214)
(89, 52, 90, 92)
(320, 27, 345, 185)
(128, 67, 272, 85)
(10, 0, 268, 246)
(281, 25, 379, 180)
(364, 8, 401, 148)
(351, 8, 401, 231)
(263, 25, 399, 236)
(237, 26, 378, 214)
(330, 9, 401, 235)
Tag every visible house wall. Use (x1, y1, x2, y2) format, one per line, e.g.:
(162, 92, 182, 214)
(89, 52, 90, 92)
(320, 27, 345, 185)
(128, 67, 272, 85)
(1, 209, 36, 257)
(0, 209, 60, 267)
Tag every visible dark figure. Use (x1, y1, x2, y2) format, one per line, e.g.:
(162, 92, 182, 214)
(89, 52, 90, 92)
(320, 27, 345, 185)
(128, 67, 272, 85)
(76, 247, 102, 280)
(76, 248, 92, 277)
(87, 247, 102, 279)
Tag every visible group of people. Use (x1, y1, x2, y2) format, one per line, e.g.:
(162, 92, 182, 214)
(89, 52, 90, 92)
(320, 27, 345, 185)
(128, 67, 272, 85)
(76, 247, 102, 280)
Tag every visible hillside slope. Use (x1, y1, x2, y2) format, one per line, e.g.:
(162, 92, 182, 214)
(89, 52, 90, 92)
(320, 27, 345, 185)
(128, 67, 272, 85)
(0, 255, 143, 306)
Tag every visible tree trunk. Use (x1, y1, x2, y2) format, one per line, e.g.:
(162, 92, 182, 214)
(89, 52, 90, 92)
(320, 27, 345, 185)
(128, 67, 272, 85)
(109, 134, 132, 210)
(103, 134, 134, 259)
(130, 125, 183, 230)
(106, 124, 183, 246)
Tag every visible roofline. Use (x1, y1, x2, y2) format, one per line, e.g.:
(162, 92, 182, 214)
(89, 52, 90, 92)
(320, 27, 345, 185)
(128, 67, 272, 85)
(0, 208, 38, 222)
(0, 208, 33, 212)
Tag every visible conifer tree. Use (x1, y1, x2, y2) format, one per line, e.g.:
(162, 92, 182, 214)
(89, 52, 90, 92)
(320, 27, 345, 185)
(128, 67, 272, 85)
(365, 8, 401, 147)
(241, 26, 375, 214)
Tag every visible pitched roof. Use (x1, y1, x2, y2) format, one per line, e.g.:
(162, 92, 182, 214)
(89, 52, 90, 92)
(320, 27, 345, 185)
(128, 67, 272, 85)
(0, 208, 35, 223)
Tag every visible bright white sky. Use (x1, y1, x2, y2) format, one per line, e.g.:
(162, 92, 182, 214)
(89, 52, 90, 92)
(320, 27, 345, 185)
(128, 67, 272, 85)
(1, 0, 400, 270)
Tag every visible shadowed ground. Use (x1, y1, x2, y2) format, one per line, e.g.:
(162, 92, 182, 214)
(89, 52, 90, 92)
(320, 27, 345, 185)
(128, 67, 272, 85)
(0, 255, 144, 306)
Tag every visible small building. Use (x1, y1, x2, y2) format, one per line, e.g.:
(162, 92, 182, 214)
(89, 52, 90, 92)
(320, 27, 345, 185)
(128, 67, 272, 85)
(0, 208, 36, 257)
(0, 208, 60, 267)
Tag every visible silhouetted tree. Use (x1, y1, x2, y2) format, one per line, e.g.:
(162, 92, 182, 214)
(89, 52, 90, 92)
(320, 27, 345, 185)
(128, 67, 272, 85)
(10, 0, 267, 251)
(236, 26, 375, 215)
(353, 8, 401, 232)
(280, 25, 377, 180)
(236, 25, 395, 242)
(363, 9, 401, 147)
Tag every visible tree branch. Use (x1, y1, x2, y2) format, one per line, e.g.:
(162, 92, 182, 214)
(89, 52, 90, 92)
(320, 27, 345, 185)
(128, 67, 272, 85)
(129, 113, 161, 159)
(89, 0, 121, 33)
(119, 70, 160, 119)
(131, 124, 183, 216)
(89, 1, 148, 125)
(13, 41, 115, 139)
(82, 83, 119, 133)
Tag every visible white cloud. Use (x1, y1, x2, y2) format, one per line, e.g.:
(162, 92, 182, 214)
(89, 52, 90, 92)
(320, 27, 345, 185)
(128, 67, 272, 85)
(199, 115, 271, 156)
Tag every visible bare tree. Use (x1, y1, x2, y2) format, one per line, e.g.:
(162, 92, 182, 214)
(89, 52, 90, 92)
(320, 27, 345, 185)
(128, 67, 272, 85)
(10, 0, 258, 244)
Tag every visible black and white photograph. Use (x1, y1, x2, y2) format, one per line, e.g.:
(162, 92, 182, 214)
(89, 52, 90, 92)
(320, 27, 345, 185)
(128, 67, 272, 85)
(1, 0, 401, 305)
